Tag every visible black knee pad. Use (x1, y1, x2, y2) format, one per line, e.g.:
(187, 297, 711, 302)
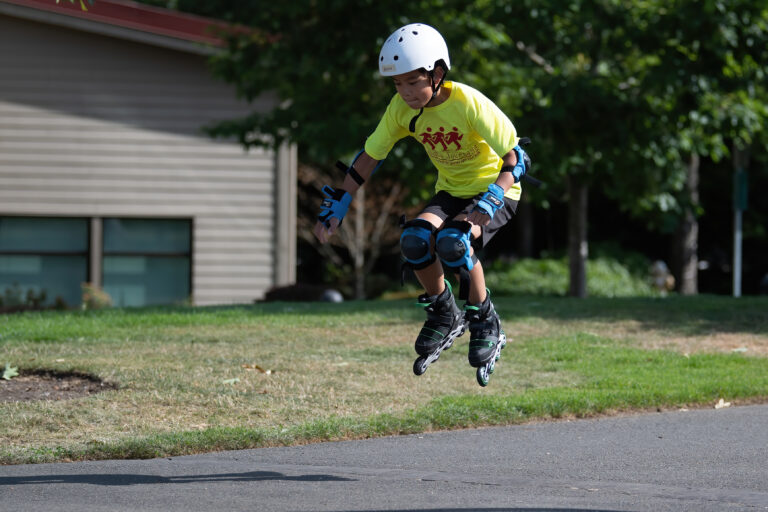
(400, 219, 436, 269)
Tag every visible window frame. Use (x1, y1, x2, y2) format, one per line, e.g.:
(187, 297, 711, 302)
(0, 216, 92, 307)
(100, 217, 194, 306)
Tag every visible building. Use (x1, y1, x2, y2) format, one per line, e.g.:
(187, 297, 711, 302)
(0, 0, 296, 307)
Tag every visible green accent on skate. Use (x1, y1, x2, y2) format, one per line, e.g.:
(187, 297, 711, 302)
(414, 280, 455, 308)
(419, 327, 445, 341)
(469, 339, 496, 349)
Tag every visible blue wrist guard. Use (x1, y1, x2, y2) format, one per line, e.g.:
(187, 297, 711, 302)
(501, 145, 529, 183)
(317, 185, 352, 228)
(472, 183, 505, 220)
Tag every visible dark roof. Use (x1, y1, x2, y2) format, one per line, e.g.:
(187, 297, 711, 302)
(0, 0, 230, 52)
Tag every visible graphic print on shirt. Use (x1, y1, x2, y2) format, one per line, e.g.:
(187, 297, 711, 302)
(418, 125, 480, 166)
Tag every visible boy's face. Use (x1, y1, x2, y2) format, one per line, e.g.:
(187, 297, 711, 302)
(392, 69, 434, 110)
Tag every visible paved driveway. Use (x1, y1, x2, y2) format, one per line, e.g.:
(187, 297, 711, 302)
(1, 404, 767, 511)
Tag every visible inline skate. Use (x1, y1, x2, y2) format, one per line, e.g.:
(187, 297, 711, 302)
(465, 290, 506, 386)
(412, 281, 467, 376)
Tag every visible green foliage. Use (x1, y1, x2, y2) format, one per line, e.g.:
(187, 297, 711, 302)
(197, 1, 765, 217)
(141, 0, 768, 293)
(0, 284, 47, 310)
(485, 254, 658, 298)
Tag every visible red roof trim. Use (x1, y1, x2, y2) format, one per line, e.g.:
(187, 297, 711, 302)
(2, 0, 229, 46)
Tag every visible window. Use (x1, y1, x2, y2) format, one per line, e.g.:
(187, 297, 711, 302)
(0, 217, 89, 307)
(102, 218, 191, 307)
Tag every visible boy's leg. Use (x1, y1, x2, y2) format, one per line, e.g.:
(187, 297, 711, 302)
(451, 214, 504, 367)
(407, 212, 467, 357)
(464, 251, 487, 304)
(414, 258, 446, 296)
(451, 218, 487, 304)
(412, 212, 447, 296)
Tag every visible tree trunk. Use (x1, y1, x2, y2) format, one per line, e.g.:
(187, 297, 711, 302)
(672, 153, 699, 295)
(353, 187, 365, 299)
(731, 147, 749, 297)
(515, 200, 534, 258)
(567, 175, 588, 298)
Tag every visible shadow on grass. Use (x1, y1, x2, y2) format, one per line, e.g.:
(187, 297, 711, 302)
(6, 295, 766, 340)
(246, 295, 768, 338)
(494, 295, 768, 337)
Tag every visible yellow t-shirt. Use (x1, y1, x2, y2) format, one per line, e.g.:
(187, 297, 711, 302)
(364, 81, 521, 200)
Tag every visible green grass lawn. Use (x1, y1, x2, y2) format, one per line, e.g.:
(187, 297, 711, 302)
(1, 295, 767, 464)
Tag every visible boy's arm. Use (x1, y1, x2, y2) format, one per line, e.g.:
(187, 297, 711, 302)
(314, 151, 380, 244)
(338, 152, 379, 197)
(466, 148, 518, 226)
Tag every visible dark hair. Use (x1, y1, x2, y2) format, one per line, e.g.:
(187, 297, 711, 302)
(415, 60, 448, 76)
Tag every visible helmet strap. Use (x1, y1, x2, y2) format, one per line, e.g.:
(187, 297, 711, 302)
(408, 62, 449, 133)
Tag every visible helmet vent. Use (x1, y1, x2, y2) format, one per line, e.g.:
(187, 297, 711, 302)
(399, 37, 403, 42)
(394, 55, 399, 60)
(413, 31, 418, 35)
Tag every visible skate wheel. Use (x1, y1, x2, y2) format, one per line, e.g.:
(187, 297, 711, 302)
(444, 338, 454, 350)
(476, 366, 489, 387)
(413, 356, 429, 376)
(489, 359, 496, 374)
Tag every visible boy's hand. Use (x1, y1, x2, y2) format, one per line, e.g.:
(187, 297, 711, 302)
(466, 210, 492, 226)
(315, 185, 351, 243)
(469, 183, 504, 226)
(314, 218, 340, 244)
(506, 145, 529, 183)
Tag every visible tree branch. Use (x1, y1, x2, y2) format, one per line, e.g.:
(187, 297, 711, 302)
(515, 41, 554, 74)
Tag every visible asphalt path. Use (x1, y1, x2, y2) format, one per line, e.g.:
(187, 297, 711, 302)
(1, 404, 767, 511)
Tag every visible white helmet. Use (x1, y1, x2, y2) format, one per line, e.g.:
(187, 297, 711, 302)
(378, 23, 451, 76)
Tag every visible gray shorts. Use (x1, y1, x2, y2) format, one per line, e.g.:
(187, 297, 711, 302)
(421, 190, 518, 250)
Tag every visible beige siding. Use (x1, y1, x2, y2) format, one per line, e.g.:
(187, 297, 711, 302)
(0, 13, 286, 305)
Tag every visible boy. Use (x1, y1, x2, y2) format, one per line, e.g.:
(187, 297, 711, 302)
(314, 23, 529, 383)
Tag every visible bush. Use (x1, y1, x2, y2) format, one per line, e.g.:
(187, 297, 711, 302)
(0, 284, 57, 314)
(485, 256, 659, 298)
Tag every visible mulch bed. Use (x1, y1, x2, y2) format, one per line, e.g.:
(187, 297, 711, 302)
(0, 370, 116, 402)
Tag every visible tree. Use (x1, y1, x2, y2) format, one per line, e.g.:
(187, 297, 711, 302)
(495, 0, 768, 296)
(631, 0, 768, 294)
(199, 2, 534, 297)
(489, 1, 664, 297)
(160, 1, 767, 298)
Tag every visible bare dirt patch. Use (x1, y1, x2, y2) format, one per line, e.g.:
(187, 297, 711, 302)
(0, 370, 116, 402)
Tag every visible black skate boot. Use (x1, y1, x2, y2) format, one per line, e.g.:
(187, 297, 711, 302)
(465, 290, 507, 386)
(412, 281, 467, 376)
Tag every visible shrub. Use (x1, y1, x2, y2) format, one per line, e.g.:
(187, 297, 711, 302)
(485, 256, 659, 297)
